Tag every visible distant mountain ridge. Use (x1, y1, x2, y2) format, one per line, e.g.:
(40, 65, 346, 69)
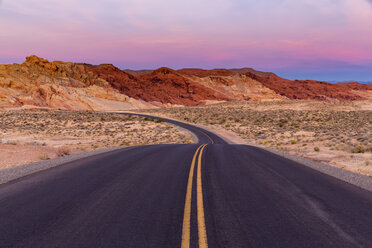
(124, 67, 276, 78)
(0, 55, 371, 110)
(329, 81, 372, 85)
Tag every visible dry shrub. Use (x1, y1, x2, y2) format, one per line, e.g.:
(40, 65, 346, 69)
(352, 145, 365, 154)
(38, 153, 50, 160)
(56, 146, 71, 157)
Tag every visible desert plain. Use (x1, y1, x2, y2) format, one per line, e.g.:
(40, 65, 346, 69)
(141, 100, 372, 177)
(0, 110, 193, 169)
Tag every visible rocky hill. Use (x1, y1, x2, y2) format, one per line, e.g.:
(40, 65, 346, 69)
(0, 55, 371, 110)
(91, 66, 230, 106)
(0, 56, 152, 111)
(244, 73, 372, 101)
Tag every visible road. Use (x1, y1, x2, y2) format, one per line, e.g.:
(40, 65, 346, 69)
(0, 114, 372, 247)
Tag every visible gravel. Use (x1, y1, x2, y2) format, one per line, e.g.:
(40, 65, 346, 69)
(176, 126, 199, 144)
(0, 146, 129, 185)
(260, 147, 372, 193)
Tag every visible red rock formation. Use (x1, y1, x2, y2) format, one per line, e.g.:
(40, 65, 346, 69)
(336, 82, 372, 91)
(89, 66, 231, 106)
(245, 73, 368, 101)
(228, 68, 276, 77)
(123, 69, 154, 76)
(87, 64, 139, 94)
(2, 55, 372, 111)
(177, 68, 233, 77)
(139, 68, 231, 105)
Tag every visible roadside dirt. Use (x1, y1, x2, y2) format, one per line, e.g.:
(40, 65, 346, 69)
(0, 110, 193, 169)
(140, 100, 372, 177)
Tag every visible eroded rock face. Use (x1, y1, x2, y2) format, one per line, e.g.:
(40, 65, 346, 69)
(135, 68, 231, 105)
(89, 66, 231, 106)
(0, 55, 371, 110)
(21, 55, 103, 87)
(182, 74, 286, 101)
(244, 73, 371, 101)
(177, 68, 233, 77)
(0, 56, 147, 110)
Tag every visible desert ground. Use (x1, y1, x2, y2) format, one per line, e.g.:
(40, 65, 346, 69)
(1, 100, 371, 176)
(140, 100, 372, 177)
(0, 110, 193, 169)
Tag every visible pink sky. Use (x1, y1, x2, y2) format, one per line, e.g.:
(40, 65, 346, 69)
(1, 0, 372, 81)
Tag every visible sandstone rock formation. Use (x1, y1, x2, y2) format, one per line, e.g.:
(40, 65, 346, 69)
(0, 56, 151, 110)
(245, 73, 372, 101)
(177, 68, 233, 77)
(179, 73, 285, 101)
(0, 55, 371, 111)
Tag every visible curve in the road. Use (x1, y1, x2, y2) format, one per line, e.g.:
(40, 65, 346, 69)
(0, 113, 372, 247)
(117, 112, 227, 144)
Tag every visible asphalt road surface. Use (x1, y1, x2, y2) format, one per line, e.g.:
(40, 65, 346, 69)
(0, 114, 372, 247)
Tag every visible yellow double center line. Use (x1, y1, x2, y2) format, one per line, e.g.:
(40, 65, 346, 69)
(181, 144, 208, 248)
(199, 130, 214, 144)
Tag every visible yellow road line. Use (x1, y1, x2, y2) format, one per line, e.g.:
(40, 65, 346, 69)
(181, 145, 203, 248)
(197, 144, 208, 248)
(199, 130, 214, 144)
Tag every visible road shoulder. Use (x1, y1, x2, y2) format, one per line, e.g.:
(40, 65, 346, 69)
(0, 146, 130, 185)
(200, 124, 372, 192)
